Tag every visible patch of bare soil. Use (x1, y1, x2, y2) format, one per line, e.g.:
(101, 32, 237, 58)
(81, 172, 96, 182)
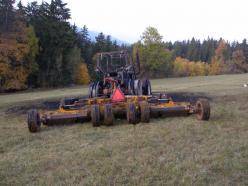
(5, 93, 211, 115)
(5, 100, 60, 115)
(166, 92, 210, 103)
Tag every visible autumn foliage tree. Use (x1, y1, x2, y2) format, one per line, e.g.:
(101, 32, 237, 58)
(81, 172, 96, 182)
(231, 50, 248, 72)
(209, 39, 227, 75)
(173, 57, 210, 77)
(0, 0, 39, 91)
(74, 63, 90, 85)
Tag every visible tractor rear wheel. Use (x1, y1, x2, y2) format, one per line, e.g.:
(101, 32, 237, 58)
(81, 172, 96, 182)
(134, 80, 143, 95)
(140, 101, 150, 123)
(91, 104, 101, 126)
(142, 79, 152, 96)
(126, 102, 138, 124)
(88, 82, 94, 98)
(104, 104, 114, 126)
(92, 82, 99, 98)
(27, 109, 41, 133)
(128, 80, 135, 95)
(196, 99, 210, 121)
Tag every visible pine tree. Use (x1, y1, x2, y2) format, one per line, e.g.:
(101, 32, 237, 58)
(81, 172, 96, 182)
(106, 35, 112, 51)
(241, 39, 248, 64)
(94, 32, 106, 53)
(0, 0, 15, 31)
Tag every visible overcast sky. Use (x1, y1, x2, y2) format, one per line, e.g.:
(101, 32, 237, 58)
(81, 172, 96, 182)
(21, 0, 248, 43)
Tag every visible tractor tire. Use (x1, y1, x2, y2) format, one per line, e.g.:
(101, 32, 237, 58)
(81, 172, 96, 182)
(128, 79, 135, 95)
(142, 79, 152, 96)
(92, 82, 99, 98)
(88, 82, 94, 98)
(91, 104, 101, 127)
(195, 99, 210, 121)
(27, 109, 41, 133)
(104, 104, 114, 126)
(134, 79, 143, 95)
(126, 102, 138, 124)
(140, 101, 150, 123)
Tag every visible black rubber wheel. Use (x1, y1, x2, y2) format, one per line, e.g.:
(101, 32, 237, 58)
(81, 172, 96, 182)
(92, 82, 98, 98)
(128, 79, 135, 95)
(134, 79, 143, 96)
(88, 82, 94, 98)
(140, 101, 150, 123)
(126, 102, 138, 124)
(91, 104, 101, 126)
(195, 99, 210, 121)
(27, 109, 41, 133)
(134, 80, 143, 95)
(104, 104, 114, 125)
(142, 79, 152, 96)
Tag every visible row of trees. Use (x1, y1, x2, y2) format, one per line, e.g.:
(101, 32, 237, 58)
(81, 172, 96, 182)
(134, 27, 248, 78)
(1, 0, 248, 92)
(167, 38, 248, 65)
(0, 0, 124, 92)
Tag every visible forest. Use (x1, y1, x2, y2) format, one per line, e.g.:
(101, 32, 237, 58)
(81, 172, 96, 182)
(1, 0, 248, 92)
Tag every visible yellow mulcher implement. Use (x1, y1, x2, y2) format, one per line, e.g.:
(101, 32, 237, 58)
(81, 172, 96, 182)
(27, 51, 210, 133)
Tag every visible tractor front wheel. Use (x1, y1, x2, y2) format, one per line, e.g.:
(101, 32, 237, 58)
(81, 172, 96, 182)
(195, 99, 210, 121)
(27, 109, 41, 133)
(91, 104, 101, 126)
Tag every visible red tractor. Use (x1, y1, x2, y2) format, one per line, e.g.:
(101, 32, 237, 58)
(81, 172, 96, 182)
(88, 51, 151, 98)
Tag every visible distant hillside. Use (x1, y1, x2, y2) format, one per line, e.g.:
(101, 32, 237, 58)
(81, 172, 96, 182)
(88, 30, 129, 45)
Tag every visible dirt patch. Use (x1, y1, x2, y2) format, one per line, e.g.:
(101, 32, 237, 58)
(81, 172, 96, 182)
(167, 92, 211, 103)
(5, 92, 211, 115)
(5, 100, 60, 115)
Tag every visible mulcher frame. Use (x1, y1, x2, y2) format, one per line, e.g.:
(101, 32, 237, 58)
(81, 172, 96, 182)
(37, 94, 204, 127)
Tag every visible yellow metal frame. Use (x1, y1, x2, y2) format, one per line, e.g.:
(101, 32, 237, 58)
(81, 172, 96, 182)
(55, 95, 190, 115)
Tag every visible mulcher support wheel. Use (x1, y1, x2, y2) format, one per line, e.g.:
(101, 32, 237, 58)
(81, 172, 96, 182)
(91, 104, 101, 126)
(27, 109, 41, 133)
(104, 104, 114, 126)
(126, 102, 139, 124)
(195, 99, 210, 121)
(140, 101, 150, 123)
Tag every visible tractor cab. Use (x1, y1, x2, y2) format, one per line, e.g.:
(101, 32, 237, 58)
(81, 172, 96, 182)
(89, 51, 151, 98)
(96, 51, 136, 84)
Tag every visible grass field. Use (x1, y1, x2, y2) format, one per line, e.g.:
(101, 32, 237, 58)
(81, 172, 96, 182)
(0, 74, 248, 185)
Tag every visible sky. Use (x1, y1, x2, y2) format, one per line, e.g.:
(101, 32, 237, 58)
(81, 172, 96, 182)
(20, 0, 248, 43)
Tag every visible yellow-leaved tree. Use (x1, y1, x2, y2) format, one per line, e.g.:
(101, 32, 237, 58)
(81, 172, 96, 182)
(0, 6, 39, 92)
(209, 39, 227, 75)
(173, 57, 209, 77)
(231, 50, 248, 72)
(74, 63, 90, 85)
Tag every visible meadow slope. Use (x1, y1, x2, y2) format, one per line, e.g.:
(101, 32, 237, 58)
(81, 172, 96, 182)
(0, 74, 248, 185)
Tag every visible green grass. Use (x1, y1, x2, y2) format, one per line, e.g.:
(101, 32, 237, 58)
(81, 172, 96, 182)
(0, 74, 248, 185)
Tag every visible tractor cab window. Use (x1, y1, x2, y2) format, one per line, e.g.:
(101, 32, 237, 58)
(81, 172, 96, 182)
(98, 54, 128, 73)
(110, 56, 127, 72)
